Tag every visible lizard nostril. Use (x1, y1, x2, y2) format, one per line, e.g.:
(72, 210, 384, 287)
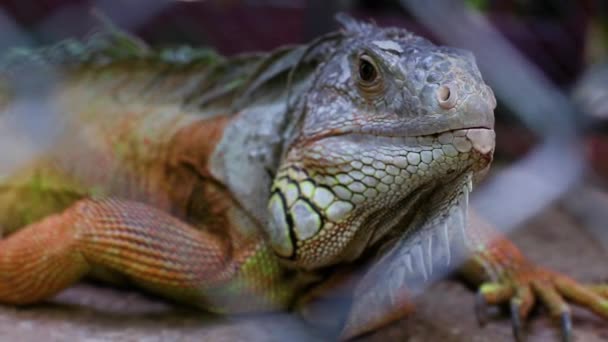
(437, 85, 457, 109)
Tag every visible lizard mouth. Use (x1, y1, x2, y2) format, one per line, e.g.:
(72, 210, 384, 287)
(298, 127, 495, 165)
(300, 124, 494, 146)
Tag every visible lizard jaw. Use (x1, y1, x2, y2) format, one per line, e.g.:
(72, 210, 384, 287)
(391, 172, 473, 283)
(355, 172, 474, 297)
(267, 124, 492, 269)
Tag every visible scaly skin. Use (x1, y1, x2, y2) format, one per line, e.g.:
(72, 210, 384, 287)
(0, 14, 606, 341)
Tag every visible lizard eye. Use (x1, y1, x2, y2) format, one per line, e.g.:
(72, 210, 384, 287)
(357, 54, 383, 94)
(359, 55, 377, 82)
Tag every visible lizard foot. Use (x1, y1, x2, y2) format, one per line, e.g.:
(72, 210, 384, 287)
(474, 267, 608, 342)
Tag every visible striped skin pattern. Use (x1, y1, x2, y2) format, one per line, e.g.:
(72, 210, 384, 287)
(0, 14, 606, 342)
(0, 199, 294, 312)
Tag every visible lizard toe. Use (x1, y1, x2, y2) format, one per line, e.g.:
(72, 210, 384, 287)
(476, 280, 535, 340)
(530, 279, 572, 342)
(476, 282, 514, 326)
(552, 274, 608, 319)
(589, 284, 608, 299)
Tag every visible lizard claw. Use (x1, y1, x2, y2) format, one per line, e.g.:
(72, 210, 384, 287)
(509, 298, 524, 342)
(510, 285, 534, 342)
(475, 291, 489, 326)
(559, 311, 573, 342)
(476, 266, 608, 341)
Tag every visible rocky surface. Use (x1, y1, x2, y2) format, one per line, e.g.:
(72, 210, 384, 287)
(0, 202, 606, 341)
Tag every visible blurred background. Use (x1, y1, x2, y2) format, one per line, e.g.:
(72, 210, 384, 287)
(0, 0, 607, 341)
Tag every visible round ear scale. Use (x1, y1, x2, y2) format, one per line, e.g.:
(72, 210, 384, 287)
(335, 12, 376, 35)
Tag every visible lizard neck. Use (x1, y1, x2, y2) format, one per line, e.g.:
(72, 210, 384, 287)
(206, 35, 340, 226)
(208, 59, 318, 226)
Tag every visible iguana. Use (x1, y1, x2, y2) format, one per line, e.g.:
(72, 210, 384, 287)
(0, 14, 606, 341)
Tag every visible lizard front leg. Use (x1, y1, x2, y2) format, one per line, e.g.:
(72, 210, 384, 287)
(0, 198, 292, 312)
(461, 210, 608, 341)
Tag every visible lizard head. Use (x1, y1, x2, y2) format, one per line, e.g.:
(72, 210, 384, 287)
(267, 15, 496, 270)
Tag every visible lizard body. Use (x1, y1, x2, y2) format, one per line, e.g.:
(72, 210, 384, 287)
(0, 15, 606, 340)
